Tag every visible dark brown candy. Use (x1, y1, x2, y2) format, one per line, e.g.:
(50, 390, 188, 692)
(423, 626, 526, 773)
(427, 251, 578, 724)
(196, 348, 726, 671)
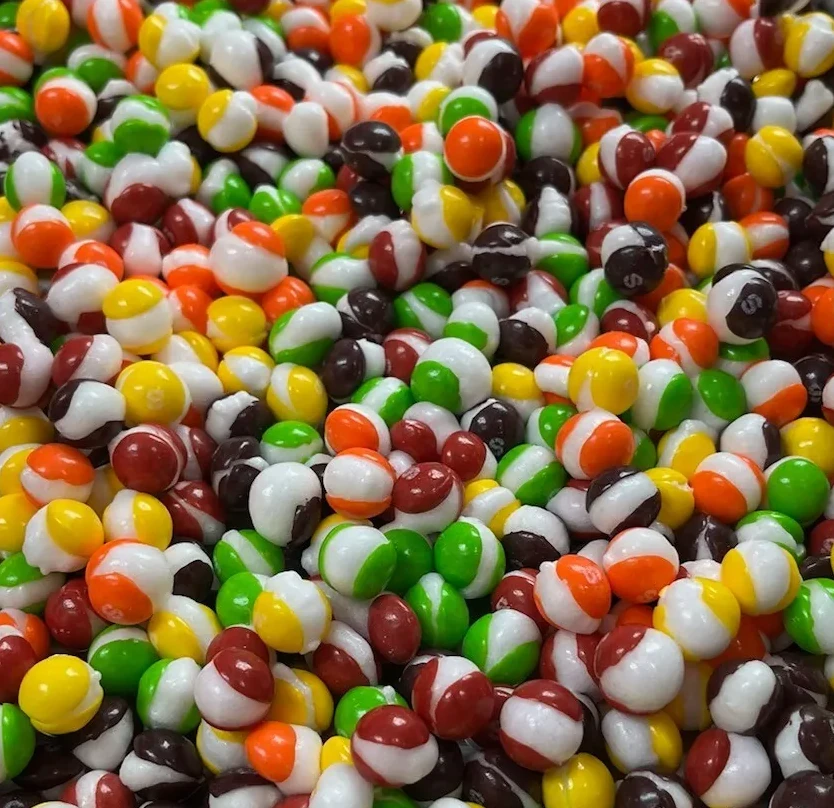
(585, 465, 661, 535)
(794, 353, 834, 417)
(205, 393, 272, 443)
(678, 191, 728, 237)
(66, 695, 135, 771)
(426, 258, 475, 294)
(773, 196, 812, 244)
(321, 338, 368, 400)
(769, 772, 834, 808)
(48, 379, 126, 449)
(675, 512, 737, 563)
(0, 120, 47, 163)
(341, 121, 402, 181)
(495, 317, 549, 368)
(516, 156, 576, 199)
(770, 704, 834, 778)
(404, 739, 464, 803)
(371, 62, 413, 95)
(13, 741, 85, 793)
(770, 653, 829, 708)
(503, 530, 561, 570)
(472, 223, 531, 288)
(802, 135, 834, 198)
(349, 181, 399, 219)
(5, 287, 62, 345)
(462, 749, 543, 808)
(211, 436, 268, 519)
(615, 771, 695, 808)
(337, 287, 394, 340)
(169, 539, 214, 602)
(122, 729, 203, 801)
(462, 398, 524, 460)
(0, 794, 42, 808)
(397, 652, 443, 702)
(785, 240, 828, 287)
(801, 554, 834, 580)
(707, 659, 783, 734)
(603, 222, 667, 297)
(208, 767, 279, 799)
(806, 192, 834, 243)
(751, 259, 797, 291)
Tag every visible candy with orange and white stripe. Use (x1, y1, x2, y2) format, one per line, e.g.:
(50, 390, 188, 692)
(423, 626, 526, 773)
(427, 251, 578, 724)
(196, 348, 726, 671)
(534, 554, 611, 634)
(691, 451, 764, 524)
(323, 448, 395, 520)
(602, 526, 679, 603)
(555, 407, 635, 480)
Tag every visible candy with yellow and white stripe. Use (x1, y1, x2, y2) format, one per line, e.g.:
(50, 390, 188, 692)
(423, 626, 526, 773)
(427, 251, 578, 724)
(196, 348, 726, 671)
(22, 500, 103, 574)
(720, 539, 801, 616)
(102, 488, 173, 550)
(462, 479, 520, 537)
(198, 89, 258, 153)
(267, 362, 327, 425)
(148, 594, 221, 663)
(602, 708, 682, 774)
(411, 183, 476, 250)
(103, 278, 172, 355)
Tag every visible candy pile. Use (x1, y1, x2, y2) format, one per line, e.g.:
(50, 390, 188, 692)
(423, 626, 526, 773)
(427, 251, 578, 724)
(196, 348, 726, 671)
(3, 0, 834, 805)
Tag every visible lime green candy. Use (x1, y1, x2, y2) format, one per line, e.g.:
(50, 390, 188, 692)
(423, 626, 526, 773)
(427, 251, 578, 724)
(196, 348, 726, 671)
(5, 152, 65, 210)
(462, 609, 542, 685)
(137, 657, 202, 733)
(526, 404, 577, 451)
(215, 571, 268, 628)
(497, 443, 567, 507)
(405, 572, 469, 649)
(380, 525, 433, 595)
(374, 789, 419, 808)
(111, 95, 171, 156)
(569, 268, 621, 319)
(438, 86, 498, 135)
(630, 426, 658, 471)
(555, 304, 597, 354)
(268, 302, 342, 366)
(765, 456, 830, 526)
(0, 552, 62, 614)
(632, 359, 693, 432)
(716, 339, 769, 377)
(784, 578, 834, 655)
(213, 528, 285, 584)
(433, 517, 505, 599)
(309, 253, 375, 305)
(249, 185, 301, 223)
(736, 510, 805, 560)
(334, 685, 407, 737)
(419, 2, 471, 40)
(693, 369, 747, 433)
(0, 87, 33, 124)
(88, 625, 159, 697)
(279, 158, 335, 201)
(352, 377, 414, 427)
(394, 282, 453, 338)
(319, 523, 396, 600)
(391, 152, 452, 211)
(443, 302, 500, 357)
(260, 421, 324, 464)
(0, 703, 35, 781)
(515, 105, 582, 164)
(533, 233, 589, 291)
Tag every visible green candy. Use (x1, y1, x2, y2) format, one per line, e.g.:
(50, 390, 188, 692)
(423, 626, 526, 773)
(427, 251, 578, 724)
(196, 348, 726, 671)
(79, 140, 124, 196)
(334, 685, 407, 737)
(319, 523, 396, 600)
(394, 282, 453, 338)
(692, 369, 747, 433)
(260, 421, 323, 464)
(405, 572, 469, 649)
(0, 87, 32, 123)
(569, 268, 621, 320)
(380, 525, 433, 595)
(526, 404, 578, 451)
(213, 528, 285, 583)
(443, 301, 500, 357)
(67, 43, 125, 93)
(391, 151, 452, 211)
(88, 625, 159, 696)
(0, 2, 20, 29)
(784, 578, 834, 655)
(534, 233, 589, 290)
(716, 340, 769, 378)
(420, 3, 471, 40)
(190, 0, 232, 25)
(374, 790, 418, 808)
(201, 159, 251, 213)
(633, 359, 693, 432)
(765, 456, 830, 526)
(515, 105, 582, 164)
(497, 443, 567, 507)
(269, 301, 342, 366)
(4, 152, 65, 210)
(111, 95, 171, 156)
(0, 552, 62, 613)
(555, 304, 597, 354)
(648, 0, 696, 51)
(462, 610, 542, 685)
(279, 158, 335, 201)
(309, 253, 374, 305)
(630, 426, 658, 471)
(736, 510, 805, 560)
(0, 703, 35, 781)
(438, 87, 498, 135)
(249, 185, 301, 223)
(352, 377, 414, 426)
(433, 517, 505, 599)
(137, 657, 202, 733)
(215, 571, 268, 628)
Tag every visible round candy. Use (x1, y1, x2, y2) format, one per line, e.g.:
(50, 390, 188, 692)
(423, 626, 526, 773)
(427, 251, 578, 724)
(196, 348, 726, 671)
(137, 657, 201, 733)
(535, 555, 611, 634)
(720, 540, 801, 616)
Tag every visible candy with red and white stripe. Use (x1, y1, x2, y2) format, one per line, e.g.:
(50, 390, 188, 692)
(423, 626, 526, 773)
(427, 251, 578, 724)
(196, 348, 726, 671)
(598, 125, 656, 189)
(161, 481, 226, 545)
(656, 133, 727, 197)
(311, 620, 380, 696)
(61, 768, 135, 808)
(539, 629, 601, 699)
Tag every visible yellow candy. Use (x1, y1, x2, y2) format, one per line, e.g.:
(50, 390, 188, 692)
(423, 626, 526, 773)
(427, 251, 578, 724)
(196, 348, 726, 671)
(0, 259, 38, 296)
(542, 754, 615, 808)
(18, 655, 103, 734)
(562, 2, 599, 44)
(0, 408, 53, 453)
(751, 68, 797, 98)
(657, 420, 716, 480)
(330, 0, 365, 19)
(320, 736, 353, 770)
(206, 296, 267, 352)
(665, 661, 712, 731)
(656, 288, 709, 325)
(102, 488, 173, 550)
(148, 595, 221, 664)
(0, 443, 38, 496)
(721, 542, 801, 616)
(784, 12, 834, 78)
(197, 723, 249, 775)
(103, 279, 172, 355)
(267, 363, 327, 425)
(116, 360, 191, 426)
(781, 417, 834, 478)
(217, 346, 276, 398)
(269, 665, 334, 731)
(0, 492, 37, 554)
(605, 711, 682, 774)
(568, 347, 638, 415)
(253, 574, 331, 654)
(576, 143, 601, 186)
(16, 0, 69, 53)
(476, 179, 525, 227)
(472, 3, 498, 28)
(645, 467, 694, 528)
(745, 125, 803, 188)
(462, 478, 520, 537)
(155, 64, 211, 111)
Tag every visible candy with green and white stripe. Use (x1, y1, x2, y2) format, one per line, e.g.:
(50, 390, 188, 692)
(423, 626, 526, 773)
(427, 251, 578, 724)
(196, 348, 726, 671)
(410, 337, 493, 415)
(391, 150, 453, 211)
(394, 282, 453, 338)
(136, 657, 202, 733)
(352, 376, 415, 426)
(0, 703, 35, 782)
(443, 302, 500, 358)
(433, 517, 506, 599)
(213, 528, 285, 584)
(515, 104, 582, 163)
(0, 552, 63, 613)
(462, 609, 542, 685)
(405, 572, 470, 649)
(260, 421, 324, 465)
(334, 685, 407, 737)
(496, 444, 567, 507)
(278, 158, 335, 201)
(569, 268, 622, 319)
(309, 253, 375, 305)
(692, 369, 747, 437)
(554, 303, 599, 357)
(533, 233, 589, 291)
(736, 510, 805, 560)
(4, 152, 65, 210)
(631, 426, 658, 471)
(88, 625, 160, 696)
(438, 86, 498, 135)
(249, 184, 301, 223)
(111, 94, 171, 156)
(268, 302, 342, 366)
(215, 571, 269, 628)
(784, 578, 834, 654)
(380, 524, 433, 595)
(632, 359, 693, 432)
(526, 404, 577, 451)
(319, 523, 397, 600)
